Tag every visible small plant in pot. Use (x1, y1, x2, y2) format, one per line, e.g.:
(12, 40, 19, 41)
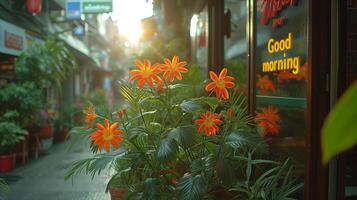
(55, 106, 75, 142)
(38, 108, 57, 140)
(0, 121, 28, 172)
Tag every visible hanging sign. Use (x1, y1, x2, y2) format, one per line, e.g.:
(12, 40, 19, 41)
(82, 0, 112, 13)
(66, 0, 82, 19)
(0, 20, 26, 56)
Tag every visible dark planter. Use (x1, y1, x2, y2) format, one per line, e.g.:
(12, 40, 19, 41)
(0, 153, 16, 172)
(109, 187, 128, 200)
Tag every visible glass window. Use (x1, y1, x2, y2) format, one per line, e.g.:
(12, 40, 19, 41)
(254, 0, 308, 197)
(190, 7, 209, 76)
(224, 0, 248, 89)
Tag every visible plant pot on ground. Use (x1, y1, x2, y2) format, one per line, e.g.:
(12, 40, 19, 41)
(0, 122, 28, 172)
(39, 124, 54, 139)
(109, 187, 128, 200)
(54, 106, 75, 142)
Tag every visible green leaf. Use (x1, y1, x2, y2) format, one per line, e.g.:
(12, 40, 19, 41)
(168, 126, 195, 148)
(180, 100, 202, 113)
(225, 132, 248, 149)
(322, 83, 357, 163)
(143, 178, 160, 200)
(177, 174, 207, 200)
(156, 137, 178, 162)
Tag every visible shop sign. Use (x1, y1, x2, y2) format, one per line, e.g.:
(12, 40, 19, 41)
(5, 31, 24, 51)
(260, 0, 297, 28)
(261, 32, 301, 74)
(82, 0, 112, 13)
(66, 0, 82, 19)
(0, 20, 26, 56)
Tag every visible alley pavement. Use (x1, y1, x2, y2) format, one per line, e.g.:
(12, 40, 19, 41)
(1, 140, 110, 200)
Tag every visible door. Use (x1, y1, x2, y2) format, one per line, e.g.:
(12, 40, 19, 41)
(336, 0, 357, 199)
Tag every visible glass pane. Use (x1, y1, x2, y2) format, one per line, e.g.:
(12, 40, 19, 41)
(254, 0, 308, 197)
(190, 7, 209, 76)
(224, 0, 248, 88)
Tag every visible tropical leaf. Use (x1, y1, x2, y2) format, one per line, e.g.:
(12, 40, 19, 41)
(322, 82, 357, 163)
(177, 174, 207, 200)
(0, 178, 9, 199)
(168, 126, 195, 148)
(180, 100, 202, 113)
(156, 137, 178, 162)
(143, 178, 160, 200)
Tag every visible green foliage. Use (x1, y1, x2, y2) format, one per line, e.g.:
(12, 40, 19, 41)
(0, 82, 43, 127)
(230, 158, 303, 200)
(15, 36, 77, 89)
(66, 59, 302, 199)
(322, 82, 357, 163)
(0, 178, 9, 199)
(55, 105, 76, 131)
(0, 122, 28, 154)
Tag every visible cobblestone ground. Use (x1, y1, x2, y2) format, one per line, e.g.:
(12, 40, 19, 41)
(1, 140, 110, 200)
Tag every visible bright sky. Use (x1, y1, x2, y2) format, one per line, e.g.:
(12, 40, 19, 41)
(110, 0, 153, 44)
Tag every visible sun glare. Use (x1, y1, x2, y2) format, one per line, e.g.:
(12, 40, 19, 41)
(111, 0, 153, 44)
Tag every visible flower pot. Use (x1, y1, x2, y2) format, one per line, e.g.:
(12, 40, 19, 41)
(0, 153, 16, 172)
(39, 124, 54, 139)
(109, 187, 128, 200)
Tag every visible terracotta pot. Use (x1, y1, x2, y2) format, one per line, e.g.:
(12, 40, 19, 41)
(0, 153, 16, 172)
(109, 187, 128, 200)
(39, 124, 54, 139)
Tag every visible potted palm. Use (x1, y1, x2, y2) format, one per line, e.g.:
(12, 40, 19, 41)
(0, 121, 28, 172)
(66, 57, 303, 199)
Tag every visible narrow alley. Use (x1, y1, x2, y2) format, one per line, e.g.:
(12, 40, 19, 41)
(1, 141, 110, 200)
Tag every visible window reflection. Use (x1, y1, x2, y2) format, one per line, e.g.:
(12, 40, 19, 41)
(224, 0, 248, 89)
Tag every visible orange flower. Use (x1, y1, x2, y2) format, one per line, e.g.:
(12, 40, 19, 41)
(205, 68, 235, 100)
(255, 106, 280, 136)
(85, 105, 96, 128)
(256, 75, 276, 94)
(160, 55, 188, 82)
(129, 59, 162, 88)
(91, 119, 124, 152)
(195, 111, 223, 136)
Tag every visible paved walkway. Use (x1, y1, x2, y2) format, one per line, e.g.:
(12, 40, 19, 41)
(1, 140, 110, 200)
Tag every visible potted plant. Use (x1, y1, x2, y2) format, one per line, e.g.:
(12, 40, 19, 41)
(66, 57, 303, 199)
(54, 106, 75, 142)
(0, 121, 28, 172)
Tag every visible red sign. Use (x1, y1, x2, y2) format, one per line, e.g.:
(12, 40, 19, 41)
(5, 31, 24, 51)
(260, 0, 297, 27)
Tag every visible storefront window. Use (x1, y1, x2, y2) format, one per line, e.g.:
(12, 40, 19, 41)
(224, 0, 248, 88)
(254, 0, 308, 196)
